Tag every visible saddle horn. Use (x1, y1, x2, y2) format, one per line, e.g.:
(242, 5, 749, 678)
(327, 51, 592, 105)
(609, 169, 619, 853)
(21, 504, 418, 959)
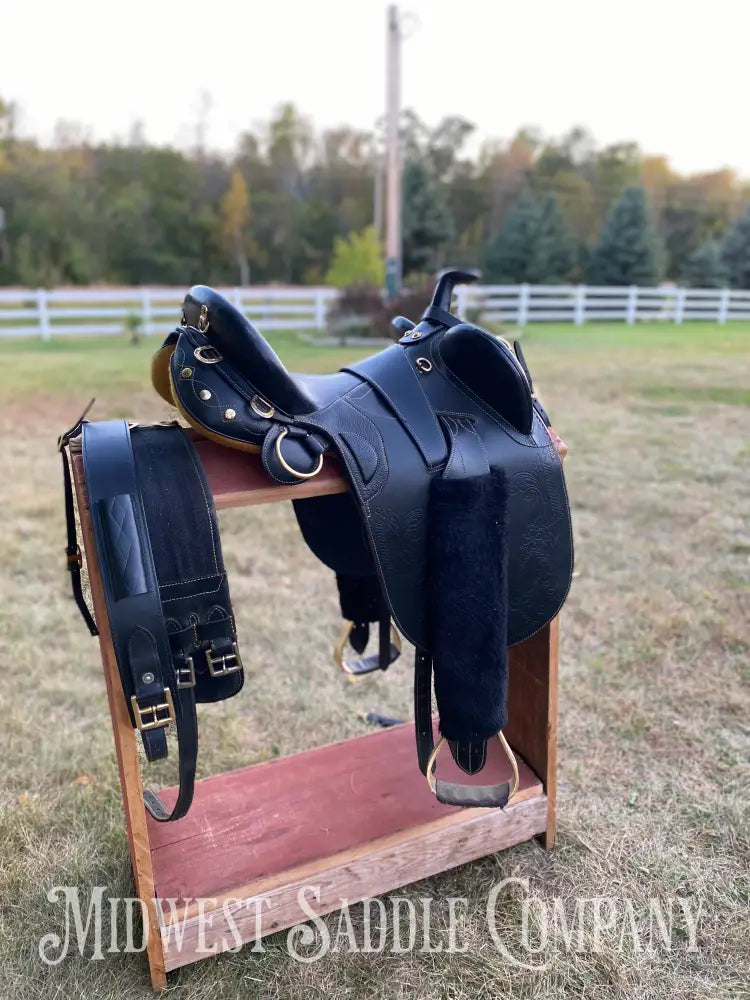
(431, 268, 481, 311)
(420, 268, 480, 328)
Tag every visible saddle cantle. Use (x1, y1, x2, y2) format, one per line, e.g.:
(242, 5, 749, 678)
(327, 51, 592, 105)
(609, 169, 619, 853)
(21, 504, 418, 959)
(150, 269, 574, 810)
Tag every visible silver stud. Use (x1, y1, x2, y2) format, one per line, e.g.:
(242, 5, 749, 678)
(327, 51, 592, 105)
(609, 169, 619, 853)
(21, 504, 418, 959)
(199, 389, 212, 401)
(224, 408, 236, 420)
(142, 672, 155, 685)
(181, 367, 193, 379)
(411, 330, 422, 339)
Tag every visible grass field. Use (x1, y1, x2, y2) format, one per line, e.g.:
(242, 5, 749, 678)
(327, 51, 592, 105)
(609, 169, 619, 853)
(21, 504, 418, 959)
(1, 322, 748, 999)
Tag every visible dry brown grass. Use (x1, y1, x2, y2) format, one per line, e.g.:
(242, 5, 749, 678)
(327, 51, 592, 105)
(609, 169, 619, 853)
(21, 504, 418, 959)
(0, 325, 748, 999)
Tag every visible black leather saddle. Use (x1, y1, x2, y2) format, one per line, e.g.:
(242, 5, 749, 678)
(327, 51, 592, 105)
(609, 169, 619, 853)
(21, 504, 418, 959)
(152, 269, 574, 808)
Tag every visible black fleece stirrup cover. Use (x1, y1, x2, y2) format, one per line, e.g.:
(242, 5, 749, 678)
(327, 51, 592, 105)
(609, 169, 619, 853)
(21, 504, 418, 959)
(427, 469, 509, 741)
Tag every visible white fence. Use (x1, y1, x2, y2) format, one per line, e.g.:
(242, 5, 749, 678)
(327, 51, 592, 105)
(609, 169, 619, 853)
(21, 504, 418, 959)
(456, 283, 750, 326)
(0, 286, 338, 340)
(1, 283, 749, 339)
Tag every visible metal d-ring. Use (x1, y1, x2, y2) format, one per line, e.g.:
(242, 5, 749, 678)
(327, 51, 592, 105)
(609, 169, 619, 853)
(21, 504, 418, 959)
(274, 427, 324, 480)
(193, 345, 223, 364)
(415, 357, 433, 373)
(250, 395, 276, 419)
(426, 731, 520, 801)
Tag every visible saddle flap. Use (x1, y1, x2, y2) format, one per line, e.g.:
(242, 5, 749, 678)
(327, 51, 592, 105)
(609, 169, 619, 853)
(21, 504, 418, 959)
(439, 324, 534, 435)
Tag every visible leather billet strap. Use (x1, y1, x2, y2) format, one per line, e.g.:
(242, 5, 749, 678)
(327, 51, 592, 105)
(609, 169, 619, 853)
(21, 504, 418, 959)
(78, 420, 242, 822)
(58, 400, 99, 636)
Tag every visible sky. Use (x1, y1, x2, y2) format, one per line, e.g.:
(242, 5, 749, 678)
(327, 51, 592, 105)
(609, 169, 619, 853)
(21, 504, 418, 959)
(3, 0, 748, 176)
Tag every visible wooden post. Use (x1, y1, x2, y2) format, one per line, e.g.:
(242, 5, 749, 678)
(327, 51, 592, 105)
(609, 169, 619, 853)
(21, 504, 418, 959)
(71, 444, 168, 991)
(70, 436, 561, 989)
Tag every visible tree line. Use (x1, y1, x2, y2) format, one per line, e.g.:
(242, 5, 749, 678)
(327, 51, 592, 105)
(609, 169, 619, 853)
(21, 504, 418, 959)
(1, 98, 749, 289)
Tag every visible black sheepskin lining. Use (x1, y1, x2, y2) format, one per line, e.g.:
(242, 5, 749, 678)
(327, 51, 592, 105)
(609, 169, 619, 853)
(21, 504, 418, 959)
(428, 469, 509, 741)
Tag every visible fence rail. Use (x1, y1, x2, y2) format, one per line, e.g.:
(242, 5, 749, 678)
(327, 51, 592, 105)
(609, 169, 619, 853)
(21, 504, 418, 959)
(455, 284, 750, 326)
(1, 283, 749, 339)
(0, 286, 338, 339)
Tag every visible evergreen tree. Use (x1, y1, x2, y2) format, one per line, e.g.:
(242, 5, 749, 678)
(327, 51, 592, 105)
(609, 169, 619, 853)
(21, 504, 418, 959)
(587, 186, 664, 285)
(721, 207, 750, 288)
(681, 240, 727, 288)
(401, 160, 454, 276)
(482, 191, 540, 283)
(529, 193, 576, 283)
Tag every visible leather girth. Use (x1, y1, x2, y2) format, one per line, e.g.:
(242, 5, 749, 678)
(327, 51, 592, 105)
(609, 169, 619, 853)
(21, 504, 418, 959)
(66, 419, 244, 822)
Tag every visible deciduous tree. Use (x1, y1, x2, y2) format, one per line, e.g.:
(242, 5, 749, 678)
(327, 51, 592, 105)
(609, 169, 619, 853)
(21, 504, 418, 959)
(219, 169, 251, 285)
(325, 226, 384, 288)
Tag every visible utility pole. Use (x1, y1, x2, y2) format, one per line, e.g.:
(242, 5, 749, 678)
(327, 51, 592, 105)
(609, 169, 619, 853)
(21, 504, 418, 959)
(373, 153, 383, 237)
(385, 4, 402, 299)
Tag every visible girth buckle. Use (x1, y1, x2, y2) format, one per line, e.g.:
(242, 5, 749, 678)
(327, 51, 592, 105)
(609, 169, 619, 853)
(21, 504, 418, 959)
(206, 642, 243, 678)
(130, 689, 175, 731)
(175, 657, 196, 689)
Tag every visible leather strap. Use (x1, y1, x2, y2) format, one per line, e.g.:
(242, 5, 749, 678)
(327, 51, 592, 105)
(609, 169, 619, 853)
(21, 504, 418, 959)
(420, 304, 460, 328)
(344, 346, 446, 468)
(84, 421, 175, 768)
(61, 444, 99, 636)
(339, 602, 400, 676)
(58, 401, 98, 636)
(80, 420, 243, 822)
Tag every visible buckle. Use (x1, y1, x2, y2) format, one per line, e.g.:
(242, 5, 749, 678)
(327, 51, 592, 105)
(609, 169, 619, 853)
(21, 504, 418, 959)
(206, 642, 243, 677)
(175, 657, 196, 690)
(130, 689, 175, 731)
(66, 546, 83, 571)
